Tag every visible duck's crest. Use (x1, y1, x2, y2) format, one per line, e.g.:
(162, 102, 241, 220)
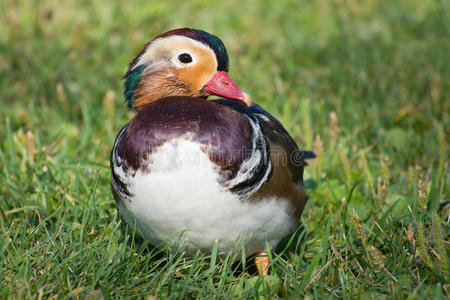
(157, 28, 229, 72)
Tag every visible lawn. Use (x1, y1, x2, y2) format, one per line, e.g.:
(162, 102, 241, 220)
(0, 0, 448, 298)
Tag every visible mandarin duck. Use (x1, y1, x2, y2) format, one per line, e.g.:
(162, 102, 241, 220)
(110, 28, 313, 275)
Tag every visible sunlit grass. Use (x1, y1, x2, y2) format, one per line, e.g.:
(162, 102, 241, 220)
(1, 0, 448, 298)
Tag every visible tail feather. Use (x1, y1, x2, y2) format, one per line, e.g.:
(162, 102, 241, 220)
(302, 150, 316, 160)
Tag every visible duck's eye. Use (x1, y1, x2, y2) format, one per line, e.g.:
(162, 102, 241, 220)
(178, 53, 193, 64)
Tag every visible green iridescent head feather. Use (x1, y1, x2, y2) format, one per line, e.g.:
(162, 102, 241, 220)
(191, 29, 229, 72)
(123, 65, 144, 109)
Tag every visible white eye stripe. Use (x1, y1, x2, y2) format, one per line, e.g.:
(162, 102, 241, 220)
(132, 36, 217, 70)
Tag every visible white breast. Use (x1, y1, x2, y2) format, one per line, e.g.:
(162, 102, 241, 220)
(116, 138, 296, 257)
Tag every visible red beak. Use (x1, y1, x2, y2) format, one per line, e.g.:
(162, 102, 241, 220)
(203, 71, 252, 106)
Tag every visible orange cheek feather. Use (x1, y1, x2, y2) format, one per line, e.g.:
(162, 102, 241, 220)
(175, 48, 216, 92)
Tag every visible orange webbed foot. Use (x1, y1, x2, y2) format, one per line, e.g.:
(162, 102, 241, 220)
(255, 251, 269, 276)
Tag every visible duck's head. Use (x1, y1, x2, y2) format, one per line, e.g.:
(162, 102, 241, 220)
(124, 28, 252, 110)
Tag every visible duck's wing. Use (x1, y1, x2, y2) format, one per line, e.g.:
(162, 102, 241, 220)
(212, 99, 313, 219)
(211, 99, 314, 184)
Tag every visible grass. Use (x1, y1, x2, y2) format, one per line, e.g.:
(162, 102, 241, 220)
(0, 0, 449, 298)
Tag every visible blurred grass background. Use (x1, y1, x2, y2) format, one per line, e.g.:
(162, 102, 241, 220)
(0, 0, 449, 298)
